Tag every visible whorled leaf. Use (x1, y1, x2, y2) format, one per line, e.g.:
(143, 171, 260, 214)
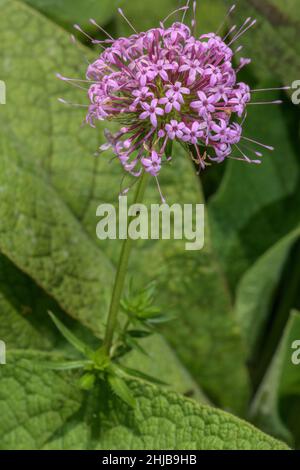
(0, 254, 205, 400)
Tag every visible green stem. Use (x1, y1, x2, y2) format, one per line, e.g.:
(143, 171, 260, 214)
(103, 171, 149, 355)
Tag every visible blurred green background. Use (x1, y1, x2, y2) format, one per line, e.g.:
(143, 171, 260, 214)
(0, 0, 299, 450)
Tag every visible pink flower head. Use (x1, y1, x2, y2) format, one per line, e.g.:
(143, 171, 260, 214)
(61, 3, 280, 180)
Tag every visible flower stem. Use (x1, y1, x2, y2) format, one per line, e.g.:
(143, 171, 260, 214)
(103, 171, 149, 355)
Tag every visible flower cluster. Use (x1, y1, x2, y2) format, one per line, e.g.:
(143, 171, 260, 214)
(86, 20, 252, 177)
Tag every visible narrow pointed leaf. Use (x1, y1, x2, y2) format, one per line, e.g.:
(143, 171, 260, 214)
(117, 364, 168, 386)
(108, 375, 136, 408)
(37, 359, 93, 371)
(48, 311, 93, 357)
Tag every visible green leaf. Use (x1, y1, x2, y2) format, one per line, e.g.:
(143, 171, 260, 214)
(250, 311, 300, 448)
(79, 372, 96, 390)
(209, 89, 299, 290)
(0, 0, 250, 412)
(0, 254, 100, 353)
(116, 0, 177, 35)
(165, 139, 173, 160)
(235, 227, 300, 356)
(146, 313, 176, 324)
(0, 355, 289, 450)
(123, 335, 210, 404)
(121, 281, 161, 320)
(127, 329, 151, 338)
(114, 364, 168, 386)
(22, 0, 119, 33)
(117, 0, 226, 37)
(227, 0, 300, 84)
(0, 0, 117, 334)
(48, 311, 93, 357)
(38, 359, 93, 371)
(108, 374, 136, 408)
(124, 335, 150, 357)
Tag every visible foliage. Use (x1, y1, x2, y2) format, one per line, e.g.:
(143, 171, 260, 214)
(0, 0, 299, 450)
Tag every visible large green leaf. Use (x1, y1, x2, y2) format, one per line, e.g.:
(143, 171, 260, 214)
(250, 311, 300, 448)
(235, 227, 300, 356)
(0, 354, 288, 450)
(227, 0, 300, 84)
(123, 335, 210, 404)
(117, 0, 177, 35)
(209, 90, 299, 290)
(0, 146, 114, 333)
(117, 0, 226, 36)
(0, 0, 250, 411)
(22, 0, 118, 32)
(0, 253, 102, 354)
